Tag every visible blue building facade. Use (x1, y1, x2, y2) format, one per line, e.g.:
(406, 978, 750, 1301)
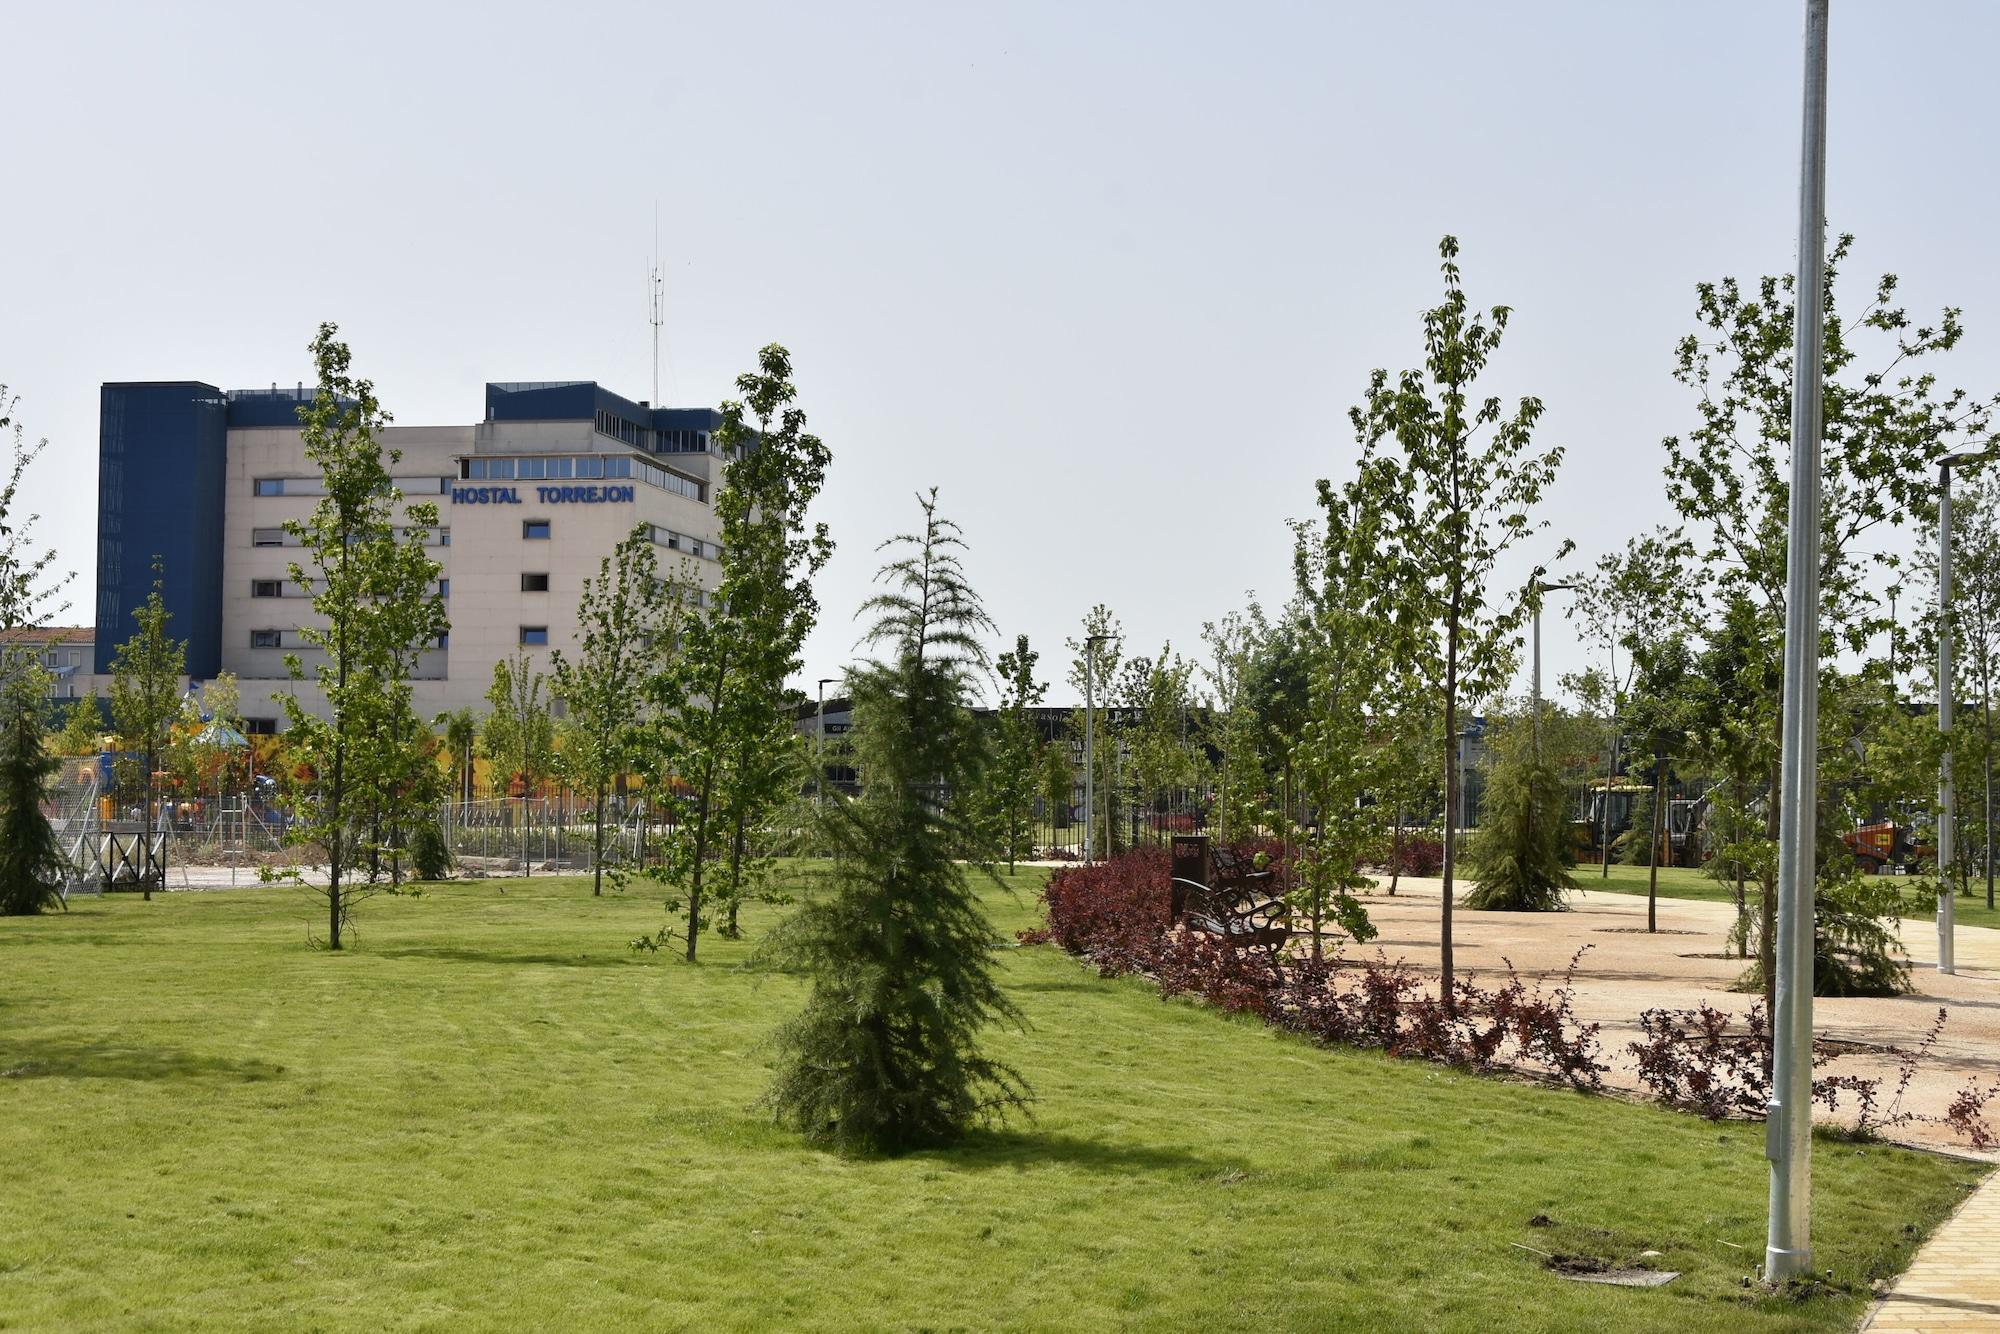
(96, 382, 229, 678)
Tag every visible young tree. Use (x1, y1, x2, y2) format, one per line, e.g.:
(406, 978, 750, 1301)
(0, 666, 63, 915)
(1463, 703, 1576, 913)
(482, 652, 555, 869)
(990, 634, 1047, 871)
(1662, 236, 1992, 996)
(109, 560, 186, 901)
(642, 344, 834, 958)
(1117, 643, 1198, 839)
(0, 386, 74, 632)
(551, 527, 669, 896)
(441, 707, 478, 811)
(1065, 606, 1125, 859)
(55, 690, 104, 758)
(764, 488, 1029, 1153)
(1286, 456, 1410, 954)
(275, 323, 448, 948)
(1200, 603, 1269, 842)
(1358, 236, 1568, 1002)
(1949, 476, 2000, 908)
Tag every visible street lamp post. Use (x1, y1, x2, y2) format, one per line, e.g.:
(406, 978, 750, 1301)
(1766, 0, 1828, 1284)
(1530, 581, 1577, 768)
(816, 677, 835, 811)
(1083, 634, 1119, 864)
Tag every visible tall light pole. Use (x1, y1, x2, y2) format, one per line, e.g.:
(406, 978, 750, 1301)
(1083, 633, 1119, 864)
(816, 677, 835, 810)
(1530, 581, 1577, 767)
(1766, 0, 1828, 1285)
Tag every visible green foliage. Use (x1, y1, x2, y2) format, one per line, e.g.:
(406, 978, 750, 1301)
(482, 653, 555, 799)
(1354, 236, 1569, 983)
(1464, 713, 1577, 912)
(1065, 605, 1124, 859)
(407, 817, 453, 881)
(990, 633, 1047, 871)
(53, 691, 103, 758)
(1116, 642, 1198, 806)
(0, 386, 74, 632)
(1198, 603, 1269, 841)
(641, 344, 833, 956)
(764, 489, 1028, 1154)
(108, 560, 185, 896)
(551, 527, 668, 896)
(273, 323, 449, 945)
(1617, 786, 1658, 867)
(1813, 872, 1914, 998)
(0, 667, 63, 915)
(440, 707, 477, 804)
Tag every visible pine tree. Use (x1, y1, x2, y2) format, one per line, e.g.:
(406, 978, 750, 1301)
(0, 667, 64, 915)
(1464, 712, 1577, 912)
(765, 489, 1029, 1153)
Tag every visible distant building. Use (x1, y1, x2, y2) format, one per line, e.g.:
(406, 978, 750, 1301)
(0, 625, 102, 700)
(95, 379, 732, 732)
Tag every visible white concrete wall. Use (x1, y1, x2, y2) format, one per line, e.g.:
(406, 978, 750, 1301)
(218, 421, 721, 730)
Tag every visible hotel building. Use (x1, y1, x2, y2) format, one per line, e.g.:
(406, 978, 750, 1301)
(95, 379, 728, 732)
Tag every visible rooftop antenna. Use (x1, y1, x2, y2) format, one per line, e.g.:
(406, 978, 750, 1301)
(648, 202, 664, 406)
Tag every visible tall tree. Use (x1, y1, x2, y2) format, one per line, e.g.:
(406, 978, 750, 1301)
(108, 560, 186, 901)
(990, 634, 1047, 872)
(0, 386, 74, 632)
(275, 324, 447, 948)
(642, 344, 834, 957)
(1358, 236, 1568, 1003)
(764, 488, 1028, 1153)
(551, 527, 669, 896)
(1117, 643, 1198, 838)
(1662, 235, 1994, 996)
(482, 652, 555, 870)
(0, 665, 63, 915)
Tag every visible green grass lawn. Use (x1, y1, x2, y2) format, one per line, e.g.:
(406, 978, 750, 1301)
(1569, 861, 2000, 932)
(0, 871, 1984, 1332)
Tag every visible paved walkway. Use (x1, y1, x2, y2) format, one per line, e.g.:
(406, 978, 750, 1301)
(1864, 1172, 2000, 1331)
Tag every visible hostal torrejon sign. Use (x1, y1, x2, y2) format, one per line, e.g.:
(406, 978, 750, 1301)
(450, 485, 637, 505)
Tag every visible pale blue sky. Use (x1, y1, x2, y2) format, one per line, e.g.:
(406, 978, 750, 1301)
(4, 1, 1995, 703)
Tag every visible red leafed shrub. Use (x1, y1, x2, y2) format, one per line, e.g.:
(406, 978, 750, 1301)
(1025, 846, 1174, 976)
(1945, 1079, 2000, 1151)
(1628, 1004, 1772, 1119)
(1385, 837, 1444, 877)
(1155, 930, 1282, 1016)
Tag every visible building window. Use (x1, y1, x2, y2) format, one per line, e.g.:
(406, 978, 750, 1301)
(523, 520, 551, 540)
(251, 630, 282, 648)
(244, 717, 278, 736)
(519, 626, 549, 647)
(439, 527, 451, 547)
(521, 572, 549, 592)
(252, 528, 285, 547)
(251, 579, 283, 598)
(438, 579, 450, 599)
(437, 632, 450, 650)
(253, 478, 285, 496)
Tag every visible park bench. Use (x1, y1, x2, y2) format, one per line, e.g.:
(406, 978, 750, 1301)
(1170, 836, 1292, 952)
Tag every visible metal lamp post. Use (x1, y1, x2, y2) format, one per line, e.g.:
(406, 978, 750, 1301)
(816, 677, 835, 811)
(1766, 0, 1828, 1284)
(1530, 581, 1577, 767)
(1083, 634, 1119, 864)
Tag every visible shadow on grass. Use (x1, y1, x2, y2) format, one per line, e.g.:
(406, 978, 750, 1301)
(938, 1128, 1248, 1178)
(0, 1040, 283, 1082)
(376, 945, 648, 969)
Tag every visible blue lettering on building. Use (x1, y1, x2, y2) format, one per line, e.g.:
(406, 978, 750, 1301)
(449, 484, 634, 505)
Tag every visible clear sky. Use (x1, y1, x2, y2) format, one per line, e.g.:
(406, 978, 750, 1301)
(4, 1, 1995, 706)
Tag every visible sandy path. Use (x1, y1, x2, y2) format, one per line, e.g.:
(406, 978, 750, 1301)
(1333, 876, 2000, 1158)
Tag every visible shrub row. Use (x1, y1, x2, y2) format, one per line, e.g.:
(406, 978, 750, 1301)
(1027, 849, 1998, 1145)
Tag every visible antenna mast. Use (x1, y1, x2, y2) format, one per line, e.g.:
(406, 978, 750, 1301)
(648, 204, 664, 405)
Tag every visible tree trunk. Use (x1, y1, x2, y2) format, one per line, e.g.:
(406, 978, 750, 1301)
(1733, 773, 1748, 959)
(1985, 702, 1994, 910)
(1388, 812, 1404, 896)
(1440, 615, 1461, 1014)
(1647, 754, 1666, 933)
(593, 775, 608, 897)
(1760, 760, 1779, 1056)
